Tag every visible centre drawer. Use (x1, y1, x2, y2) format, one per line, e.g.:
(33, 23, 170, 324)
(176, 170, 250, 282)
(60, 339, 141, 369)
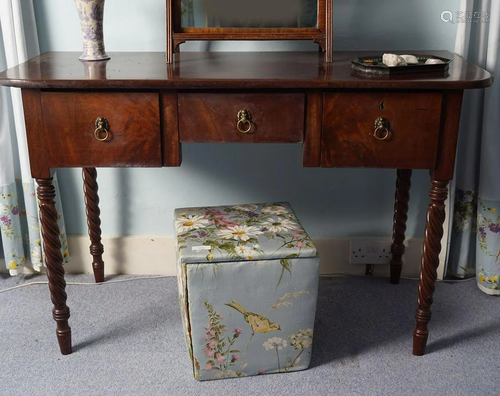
(42, 92, 161, 167)
(178, 92, 305, 143)
(321, 92, 443, 168)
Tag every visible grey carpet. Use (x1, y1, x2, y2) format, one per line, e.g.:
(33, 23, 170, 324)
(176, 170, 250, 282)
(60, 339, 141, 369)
(0, 274, 498, 396)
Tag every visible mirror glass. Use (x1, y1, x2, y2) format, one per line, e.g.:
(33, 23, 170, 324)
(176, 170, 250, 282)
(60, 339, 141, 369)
(180, 0, 318, 28)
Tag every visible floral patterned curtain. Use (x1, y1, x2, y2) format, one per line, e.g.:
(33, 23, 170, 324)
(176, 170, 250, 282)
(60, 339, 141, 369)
(447, 0, 499, 294)
(0, 0, 68, 275)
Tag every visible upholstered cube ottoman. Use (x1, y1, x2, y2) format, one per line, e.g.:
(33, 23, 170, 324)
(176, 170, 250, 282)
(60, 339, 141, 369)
(175, 202, 319, 380)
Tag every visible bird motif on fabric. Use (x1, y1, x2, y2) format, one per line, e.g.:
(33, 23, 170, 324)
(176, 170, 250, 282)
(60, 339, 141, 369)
(225, 300, 280, 334)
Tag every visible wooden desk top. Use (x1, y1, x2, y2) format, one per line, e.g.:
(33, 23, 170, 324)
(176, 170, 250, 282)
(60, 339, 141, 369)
(0, 51, 492, 90)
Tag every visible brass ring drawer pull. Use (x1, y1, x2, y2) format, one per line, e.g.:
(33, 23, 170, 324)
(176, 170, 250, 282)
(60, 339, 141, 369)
(374, 117, 390, 141)
(94, 117, 110, 142)
(236, 109, 252, 133)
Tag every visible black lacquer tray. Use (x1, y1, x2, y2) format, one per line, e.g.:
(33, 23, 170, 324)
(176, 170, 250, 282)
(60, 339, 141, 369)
(351, 55, 452, 74)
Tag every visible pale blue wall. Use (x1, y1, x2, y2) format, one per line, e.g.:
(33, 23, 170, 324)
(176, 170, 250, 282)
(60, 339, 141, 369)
(33, 0, 459, 238)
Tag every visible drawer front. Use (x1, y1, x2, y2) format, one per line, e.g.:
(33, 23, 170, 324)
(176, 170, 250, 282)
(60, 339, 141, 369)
(321, 92, 442, 168)
(178, 93, 305, 143)
(42, 92, 161, 167)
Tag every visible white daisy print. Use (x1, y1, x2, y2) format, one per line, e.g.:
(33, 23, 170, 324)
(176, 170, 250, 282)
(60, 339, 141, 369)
(261, 218, 297, 233)
(175, 214, 210, 233)
(234, 245, 254, 259)
(217, 225, 263, 241)
(262, 205, 288, 215)
(233, 204, 258, 212)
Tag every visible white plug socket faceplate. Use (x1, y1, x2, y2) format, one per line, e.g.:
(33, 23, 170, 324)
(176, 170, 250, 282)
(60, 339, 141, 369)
(349, 238, 392, 265)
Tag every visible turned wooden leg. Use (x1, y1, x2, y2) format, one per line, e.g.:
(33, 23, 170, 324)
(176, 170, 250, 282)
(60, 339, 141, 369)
(83, 167, 105, 283)
(37, 177, 72, 355)
(390, 169, 412, 284)
(413, 179, 448, 356)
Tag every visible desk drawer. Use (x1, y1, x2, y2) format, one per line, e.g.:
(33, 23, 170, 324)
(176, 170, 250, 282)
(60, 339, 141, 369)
(42, 92, 161, 167)
(178, 93, 305, 143)
(321, 92, 442, 168)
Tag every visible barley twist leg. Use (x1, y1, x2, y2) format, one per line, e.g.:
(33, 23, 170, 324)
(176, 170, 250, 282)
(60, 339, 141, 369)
(83, 167, 105, 283)
(413, 179, 448, 356)
(390, 169, 412, 284)
(37, 177, 72, 355)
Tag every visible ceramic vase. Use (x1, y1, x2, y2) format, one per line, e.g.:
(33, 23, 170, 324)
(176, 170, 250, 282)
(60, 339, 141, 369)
(74, 0, 110, 61)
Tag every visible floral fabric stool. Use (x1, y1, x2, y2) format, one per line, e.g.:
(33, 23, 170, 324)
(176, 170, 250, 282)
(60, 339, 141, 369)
(175, 202, 320, 380)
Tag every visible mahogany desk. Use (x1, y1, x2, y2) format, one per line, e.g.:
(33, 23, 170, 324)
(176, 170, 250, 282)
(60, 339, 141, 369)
(0, 51, 492, 356)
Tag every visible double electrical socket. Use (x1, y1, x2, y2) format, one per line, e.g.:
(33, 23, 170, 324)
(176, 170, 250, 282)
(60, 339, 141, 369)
(349, 237, 392, 265)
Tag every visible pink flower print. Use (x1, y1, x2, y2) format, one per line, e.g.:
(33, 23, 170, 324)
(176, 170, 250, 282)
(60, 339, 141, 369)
(209, 339, 217, 348)
(203, 333, 211, 340)
(295, 241, 304, 248)
(218, 219, 238, 227)
(204, 214, 211, 218)
(208, 208, 228, 216)
(209, 329, 216, 336)
(211, 220, 216, 225)
(30, 190, 35, 196)
(1, 216, 11, 225)
(205, 363, 213, 371)
(234, 328, 243, 335)
(292, 233, 301, 239)
(215, 354, 225, 364)
(11, 207, 19, 215)
(203, 346, 215, 358)
(205, 323, 211, 329)
(219, 325, 227, 334)
(231, 354, 239, 361)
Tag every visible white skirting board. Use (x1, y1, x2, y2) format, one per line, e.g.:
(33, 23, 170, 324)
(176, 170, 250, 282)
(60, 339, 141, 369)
(1, 235, 438, 279)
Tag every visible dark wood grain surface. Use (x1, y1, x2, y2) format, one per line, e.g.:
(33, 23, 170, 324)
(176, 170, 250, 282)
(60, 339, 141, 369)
(178, 92, 305, 143)
(302, 91, 323, 167)
(42, 92, 162, 168)
(0, 51, 492, 90)
(321, 92, 442, 168)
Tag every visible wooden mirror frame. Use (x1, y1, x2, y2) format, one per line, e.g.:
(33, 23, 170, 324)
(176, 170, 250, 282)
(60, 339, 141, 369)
(166, 0, 332, 63)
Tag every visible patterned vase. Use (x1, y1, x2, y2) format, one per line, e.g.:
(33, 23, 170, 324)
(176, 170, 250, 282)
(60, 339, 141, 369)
(74, 0, 110, 61)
